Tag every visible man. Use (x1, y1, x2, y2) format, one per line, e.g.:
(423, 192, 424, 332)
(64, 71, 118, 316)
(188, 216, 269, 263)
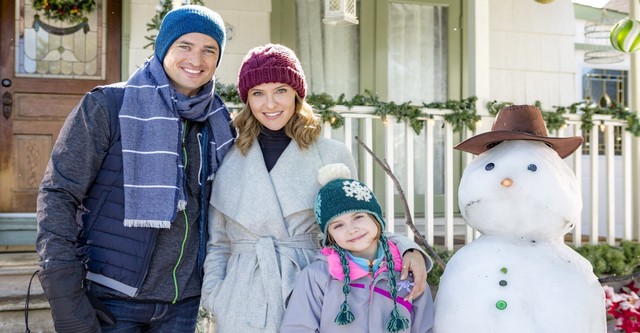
(35, 5, 235, 332)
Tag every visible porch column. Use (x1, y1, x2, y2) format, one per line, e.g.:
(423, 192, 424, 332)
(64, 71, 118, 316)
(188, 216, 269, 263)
(465, 0, 491, 115)
(631, 0, 640, 240)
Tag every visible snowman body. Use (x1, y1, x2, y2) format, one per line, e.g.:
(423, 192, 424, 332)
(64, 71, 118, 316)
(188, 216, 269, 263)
(433, 140, 606, 333)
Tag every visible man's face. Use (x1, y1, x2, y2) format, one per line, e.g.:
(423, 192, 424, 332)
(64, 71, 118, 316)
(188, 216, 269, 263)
(163, 32, 219, 96)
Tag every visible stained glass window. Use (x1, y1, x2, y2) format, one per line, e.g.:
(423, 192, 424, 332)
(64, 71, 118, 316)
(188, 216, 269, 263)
(15, 0, 106, 79)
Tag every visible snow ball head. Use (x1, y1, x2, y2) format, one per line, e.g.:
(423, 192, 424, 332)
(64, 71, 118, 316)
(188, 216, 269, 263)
(610, 18, 640, 53)
(457, 140, 581, 240)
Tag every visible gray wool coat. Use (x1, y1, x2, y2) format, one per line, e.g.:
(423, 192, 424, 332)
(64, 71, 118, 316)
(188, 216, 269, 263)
(201, 137, 422, 333)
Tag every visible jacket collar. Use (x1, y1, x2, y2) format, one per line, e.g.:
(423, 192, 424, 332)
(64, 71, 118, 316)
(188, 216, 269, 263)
(210, 139, 324, 235)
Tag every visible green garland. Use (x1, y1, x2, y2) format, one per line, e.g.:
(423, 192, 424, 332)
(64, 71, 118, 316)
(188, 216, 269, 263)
(306, 93, 345, 129)
(214, 81, 640, 137)
(427, 97, 479, 133)
(33, 0, 96, 24)
(144, 0, 205, 49)
(215, 83, 479, 135)
(488, 100, 640, 136)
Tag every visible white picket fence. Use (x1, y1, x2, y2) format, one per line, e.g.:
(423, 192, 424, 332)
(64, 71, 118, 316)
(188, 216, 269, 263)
(319, 106, 637, 250)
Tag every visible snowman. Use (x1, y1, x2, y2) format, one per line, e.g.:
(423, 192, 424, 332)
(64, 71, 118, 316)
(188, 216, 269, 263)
(433, 105, 606, 333)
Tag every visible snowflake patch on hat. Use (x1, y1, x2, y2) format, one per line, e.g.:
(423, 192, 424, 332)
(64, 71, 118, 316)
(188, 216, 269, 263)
(342, 180, 372, 202)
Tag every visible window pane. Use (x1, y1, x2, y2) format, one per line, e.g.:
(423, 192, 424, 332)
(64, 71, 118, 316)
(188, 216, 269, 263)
(387, 2, 447, 104)
(16, 0, 106, 79)
(388, 2, 448, 195)
(296, 0, 360, 98)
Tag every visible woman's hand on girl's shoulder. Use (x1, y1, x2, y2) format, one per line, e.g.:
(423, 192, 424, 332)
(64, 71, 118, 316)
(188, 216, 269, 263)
(400, 250, 427, 301)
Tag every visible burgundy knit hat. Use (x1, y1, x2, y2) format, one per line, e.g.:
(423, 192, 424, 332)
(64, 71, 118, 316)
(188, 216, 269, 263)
(237, 44, 307, 103)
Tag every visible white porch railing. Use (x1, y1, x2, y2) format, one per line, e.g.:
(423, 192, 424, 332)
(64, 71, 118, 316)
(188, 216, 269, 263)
(319, 106, 638, 251)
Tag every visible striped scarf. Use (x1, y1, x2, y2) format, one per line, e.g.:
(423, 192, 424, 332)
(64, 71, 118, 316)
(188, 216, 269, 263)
(119, 56, 235, 228)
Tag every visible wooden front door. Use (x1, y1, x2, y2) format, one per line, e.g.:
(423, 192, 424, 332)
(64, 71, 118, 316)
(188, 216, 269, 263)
(0, 0, 121, 214)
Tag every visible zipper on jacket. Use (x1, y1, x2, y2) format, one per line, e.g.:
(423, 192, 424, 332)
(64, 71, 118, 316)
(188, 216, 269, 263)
(171, 120, 190, 304)
(172, 209, 189, 303)
(196, 126, 209, 277)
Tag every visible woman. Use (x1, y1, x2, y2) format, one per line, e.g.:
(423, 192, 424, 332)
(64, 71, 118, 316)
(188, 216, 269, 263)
(201, 44, 430, 333)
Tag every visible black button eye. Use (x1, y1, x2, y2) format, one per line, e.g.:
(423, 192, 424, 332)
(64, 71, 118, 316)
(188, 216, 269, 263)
(485, 163, 495, 171)
(528, 164, 537, 172)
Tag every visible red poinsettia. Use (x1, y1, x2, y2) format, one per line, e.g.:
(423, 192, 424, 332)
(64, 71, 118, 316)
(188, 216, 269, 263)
(605, 281, 640, 332)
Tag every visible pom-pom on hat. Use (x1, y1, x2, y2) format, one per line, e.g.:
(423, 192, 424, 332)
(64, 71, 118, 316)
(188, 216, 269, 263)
(454, 105, 583, 159)
(314, 163, 385, 246)
(237, 44, 307, 103)
(154, 5, 226, 65)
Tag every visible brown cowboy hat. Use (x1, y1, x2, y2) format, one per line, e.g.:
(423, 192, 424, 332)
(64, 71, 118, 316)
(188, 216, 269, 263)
(454, 105, 583, 159)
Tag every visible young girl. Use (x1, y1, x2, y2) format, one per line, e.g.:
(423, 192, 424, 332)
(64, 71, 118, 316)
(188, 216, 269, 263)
(281, 163, 434, 333)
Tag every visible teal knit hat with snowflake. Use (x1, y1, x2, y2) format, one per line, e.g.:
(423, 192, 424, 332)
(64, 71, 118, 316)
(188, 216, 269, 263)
(314, 164, 386, 246)
(314, 163, 410, 333)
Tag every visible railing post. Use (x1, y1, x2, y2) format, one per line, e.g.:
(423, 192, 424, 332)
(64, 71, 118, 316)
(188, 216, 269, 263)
(424, 118, 435, 246)
(605, 124, 615, 245)
(405, 123, 415, 240)
(444, 122, 455, 250)
(363, 117, 374, 187)
(571, 122, 583, 246)
(623, 128, 632, 241)
(385, 117, 395, 233)
(589, 124, 599, 245)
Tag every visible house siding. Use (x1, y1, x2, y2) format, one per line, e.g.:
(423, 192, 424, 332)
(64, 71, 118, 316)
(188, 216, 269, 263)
(488, 0, 576, 106)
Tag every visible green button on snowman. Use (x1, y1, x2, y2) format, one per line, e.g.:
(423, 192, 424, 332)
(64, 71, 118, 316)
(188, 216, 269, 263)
(433, 105, 606, 333)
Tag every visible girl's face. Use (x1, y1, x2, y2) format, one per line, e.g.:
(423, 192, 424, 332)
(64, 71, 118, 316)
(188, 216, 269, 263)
(247, 82, 297, 131)
(327, 212, 380, 261)
(162, 33, 219, 96)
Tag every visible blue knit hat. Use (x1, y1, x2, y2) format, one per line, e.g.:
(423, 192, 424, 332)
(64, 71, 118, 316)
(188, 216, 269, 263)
(314, 164, 410, 332)
(154, 5, 226, 65)
(314, 164, 385, 246)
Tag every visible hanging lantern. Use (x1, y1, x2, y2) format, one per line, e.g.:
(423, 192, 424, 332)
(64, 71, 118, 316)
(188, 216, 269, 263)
(610, 18, 640, 53)
(584, 10, 624, 64)
(323, 0, 358, 25)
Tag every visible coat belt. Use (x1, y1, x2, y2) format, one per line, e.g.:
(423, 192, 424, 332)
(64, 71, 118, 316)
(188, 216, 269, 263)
(230, 234, 320, 325)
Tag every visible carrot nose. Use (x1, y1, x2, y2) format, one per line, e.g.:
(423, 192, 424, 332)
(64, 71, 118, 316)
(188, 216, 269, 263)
(501, 178, 513, 187)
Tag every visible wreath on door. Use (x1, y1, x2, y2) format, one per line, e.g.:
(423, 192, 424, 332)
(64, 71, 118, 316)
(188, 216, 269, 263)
(32, 0, 96, 24)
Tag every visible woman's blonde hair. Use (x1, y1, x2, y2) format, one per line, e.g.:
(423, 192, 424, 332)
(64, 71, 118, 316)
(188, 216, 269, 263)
(233, 94, 322, 155)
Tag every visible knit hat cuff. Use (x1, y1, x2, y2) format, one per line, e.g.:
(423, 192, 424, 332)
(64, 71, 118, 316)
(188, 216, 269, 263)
(239, 67, 306, 103)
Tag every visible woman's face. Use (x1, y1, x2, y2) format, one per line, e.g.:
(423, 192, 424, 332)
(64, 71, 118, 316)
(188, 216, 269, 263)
(247, 82, 297, 131)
